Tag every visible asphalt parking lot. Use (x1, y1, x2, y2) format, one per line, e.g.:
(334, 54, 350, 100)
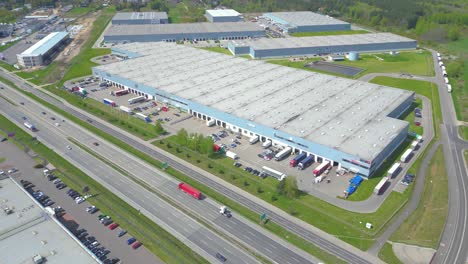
(305, 61, 364, 76)
(0, 140, 162, 264)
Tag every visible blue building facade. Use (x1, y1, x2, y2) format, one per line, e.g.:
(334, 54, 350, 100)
(92, 65, 413, 178)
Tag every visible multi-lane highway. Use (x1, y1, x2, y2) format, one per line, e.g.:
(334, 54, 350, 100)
(0, 68, 381, 264)
(0, 87, 260, 264)
(0, 78, 319, 264)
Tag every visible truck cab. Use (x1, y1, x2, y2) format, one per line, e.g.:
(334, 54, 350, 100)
(219, 206, 232, 218)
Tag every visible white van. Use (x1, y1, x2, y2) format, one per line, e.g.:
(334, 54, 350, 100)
(249, 136, 259, 145)
(262, 140, 272, 148)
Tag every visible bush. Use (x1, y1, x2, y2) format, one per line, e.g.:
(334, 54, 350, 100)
(230, 174, 237, 180)
(243, 180, 249, 186)
(34, 163, 44, 168)
(196, 159, 201, 163)
(271, 195, 278, 202)
(207, 163, 213, 169)
(257, 186, 263, 194)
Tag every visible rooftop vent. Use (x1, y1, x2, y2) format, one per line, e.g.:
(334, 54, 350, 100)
(358, 135, 362, 138)
(329, 126, 333, 130)
(32, 231, 38, 235)
(318, 119, 321, 122)
(365, 129, 368, 132)
(301, 130, 305, 133)
(341, 134, 345, 137)
(373, 144, 377, 147)
(321, 132, 326, 135)
(315, 108, 318, 111)
(41, 240, 47, 245)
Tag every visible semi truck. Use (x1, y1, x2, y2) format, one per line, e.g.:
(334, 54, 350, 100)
(447, 84, 452, 93)
(387, 162, 400, 178)
(128, 96, 145, 104)
(178, 183, 201, 199)
(206, 119, 215, 127)
(249, 135, 259, 144)
(274, 147, 292, 161)
(313, 161, 330, 177)
(289, 152, 307, 167)
(103, 98, 116, 107)
(444, 77, 449, 84)
(23, 122, 37, 131)
(225, 151, 238, 160)
(261, 166, 286, 181)
(400, 149, 412, 163)
(119, 105, 133, 114)
(298, 155, 315, 170)
(374, 177, 388, 195)
(135, 113, 151, 123)
(114, 89, 129, 96)
(262, 140, 272, 148)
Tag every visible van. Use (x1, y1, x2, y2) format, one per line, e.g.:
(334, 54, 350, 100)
(249, 136, 259, 145)
(262, 140, 271, 148)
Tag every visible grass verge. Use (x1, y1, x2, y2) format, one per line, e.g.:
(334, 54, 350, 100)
(390, 146, 448, 248)
(459, 126, 468, 141)
(378, 243, 403, 264)
(0, 114, 207, 264)
(290, 30, 369, 37)
(199, 46, 233, 55)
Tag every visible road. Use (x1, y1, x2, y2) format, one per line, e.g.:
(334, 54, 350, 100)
(0, 89, 259, 264)
(0, 69, 381, 263)
(0, 80, 319, 264)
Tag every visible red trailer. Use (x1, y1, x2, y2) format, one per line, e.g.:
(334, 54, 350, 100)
(213, 144, 221, 152)
(114, 89, 129, 96)
(313, 161, 331, 177)
(178, 183, 201, 199)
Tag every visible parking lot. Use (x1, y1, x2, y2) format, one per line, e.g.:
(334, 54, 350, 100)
(0, 139, 162, 264)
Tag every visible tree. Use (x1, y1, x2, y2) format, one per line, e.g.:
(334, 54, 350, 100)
(447, 27, 460, 41)
(176, 128, 188, 145)
(276, 176, 299, 199)
(154, 121, 165, 135)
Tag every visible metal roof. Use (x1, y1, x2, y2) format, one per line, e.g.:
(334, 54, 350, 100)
(205, 9, 241, 17)
(105, 22, 263, 36)
(112, 12, 168, 21)
(230, 33, 416, 50)
(20, 31, 68, 56)
(95, 42, 412, 161)
(264, 11, 349, 26)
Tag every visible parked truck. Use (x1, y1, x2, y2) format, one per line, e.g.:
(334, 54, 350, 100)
(113, 89, 129, 96)
(262, 140, 272, 148)
(206, 119, 215, 127)
(387, 162, 400, 178)
(103, 98, 116, 107)
(289, 152, 307, 167)
(225, 151, 238, 160)
(119, 105, 133, 114)
(135, 113, 151, 123)
(298, 155, 315, 170)
(261, 166, 286, 181)
(23, 122, 37, 131)
(447, 84, 452, 93)
(128, 96, 145, 104)
(313, 161, 330, 177)
(178, 183, 201, 199)
(374, 177, 388, 195)
(249, 135, 259, 145)
(400, 149, 412, 163)
(274, 147, 292, 161)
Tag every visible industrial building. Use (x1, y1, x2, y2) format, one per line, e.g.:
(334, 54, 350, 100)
(103, 22, 265, 43)
(263, 11, 350, 33)
(205, 9, 242, 23)
(0, 23, 13, 37)
(16, 31, 69, 67)
(0, 177, 96, 264)
(228, 33, 417, 58)
(93, 42, 414, 178)
(112, 12, 169, 25)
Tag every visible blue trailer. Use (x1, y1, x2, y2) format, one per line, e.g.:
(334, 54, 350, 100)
(298, 155, 314, 170)
(289, 152, 307, 167)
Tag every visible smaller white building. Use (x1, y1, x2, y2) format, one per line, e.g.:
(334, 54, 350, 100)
(205, 9, 242, 23)
(17, 31, 69, 68)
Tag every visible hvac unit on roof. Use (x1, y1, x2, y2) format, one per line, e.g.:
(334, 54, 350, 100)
(337, 121, 341, 124)
(318, 119, 321, 122)
(365, 129, 368, 132)
(358, 135, 362, 138)
(315, 108, 319, 111)
(301, 130, 305, 133)
(373, 144, 377, 147)
(321, 132, 326, 135)
(341, 134, 345, 137)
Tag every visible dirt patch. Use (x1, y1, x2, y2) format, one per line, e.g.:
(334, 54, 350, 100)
(392, 242, 435, 264)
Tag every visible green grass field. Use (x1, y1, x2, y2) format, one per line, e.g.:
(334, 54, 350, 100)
(459, 126, 468, 141)
(290, 30, 369, 37)
(0, 61, 16, 71)
(378, 243, 403, 264)
(0, 40, 19, 52)
(370, 76, 441, 138)
(390, 146, 448, 248)
(199, 46, 233, 55)
(336, 51, 435, 77)
(63, 7, 95, 17)
(0, 114, 207, 264)
(0, 157, 5, 163)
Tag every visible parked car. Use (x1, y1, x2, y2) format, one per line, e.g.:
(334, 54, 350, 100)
(108, 223, 119, 230)
(216, 253, 227, 262)
(132, 241, 142, 249)
(118, 230, 127, 237)
(127, 237, 136, 245)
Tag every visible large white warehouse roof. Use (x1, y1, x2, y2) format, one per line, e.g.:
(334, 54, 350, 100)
(264, 11, 349, 26)
(95, 42, 412, 161)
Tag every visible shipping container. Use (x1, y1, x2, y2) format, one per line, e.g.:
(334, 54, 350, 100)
(128, 96, 146, 104)
(262, 140, 272, 148)
(178, 183, 201, 199)
(387, 162, 400, 177)
(135, 113, 151, 123)
(298, 155, 315, 170)
(289, 152, 307, 167)
(261, 166, 286, 181)
(313, 161, 330, 177)
(249, 135, 259, 144)
(103, 98, 116, 107)
(374, 177, 388, 195)
(206, 119, 215, 127)
(114, 89, 129, 96)
(225, 151, 238, 160)
(119, 105, 133, 114)
(274, 147, 292, 161)
(400, 149, 412, 163)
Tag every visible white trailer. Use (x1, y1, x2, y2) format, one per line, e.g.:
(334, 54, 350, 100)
(249, 135, 259, 144)
(387, 162, 400, 177)
(400, 149, 412, 163)
(442, 70, 448, 76)
(119, 105, 133, 114)
(436, 52, 440, 57)
(374, 177, 389, 195)
(262, 140, 272, 148)
(206, 119, 215, 127)
(410, 140, 419, 149)
(438, 61, 443, 67)
(444, 77, 449, 84)
(128, 96, 145, 104)
(136, 113, 151, 123)
(261, 166, 286, 181)
(447, 84, 452, 93)
(225, 151, 238, 160)
(441, 65, 446, 71)
(274, 147, 292, 161)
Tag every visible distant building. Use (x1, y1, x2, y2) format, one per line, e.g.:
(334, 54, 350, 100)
(112, 12, 169, 25)
(17, 32, 69, 68)
(205, 9, 242, 23)
(0, 23, 13, 37)
(263, 11, 350, 33)
(104, 22, 265, 43)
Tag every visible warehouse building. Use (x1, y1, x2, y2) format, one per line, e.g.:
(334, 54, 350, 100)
(112, 12, 169, 25)
(263, 11, 350, 33)
(205, 9, 242, 23)
(103, 22, 265, 43)
(16, 31, 69, 68)
(228, 33, 417, 58)
(92, 42, 413, 178)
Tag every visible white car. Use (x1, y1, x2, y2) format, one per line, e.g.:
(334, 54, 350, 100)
(66, 145, 72, 150)
(75, 197, 85, 204)
(86, 206, 96, 212)
(0, 170, 4, 175)
(8, 168, 18, 174)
